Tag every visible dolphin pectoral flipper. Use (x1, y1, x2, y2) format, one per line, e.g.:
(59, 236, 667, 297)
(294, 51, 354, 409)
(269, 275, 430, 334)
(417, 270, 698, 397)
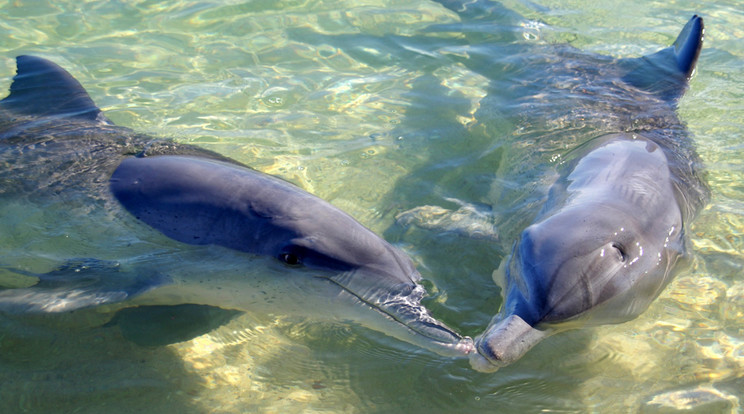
(0, 259, 169, 313)
(622, 15, 704, 101)
(0, 55, 110, 122)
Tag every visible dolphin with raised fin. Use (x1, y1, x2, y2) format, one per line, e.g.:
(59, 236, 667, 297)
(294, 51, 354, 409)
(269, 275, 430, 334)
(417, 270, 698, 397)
(469, 15, 708, 371)
(0, 55, 474, 356)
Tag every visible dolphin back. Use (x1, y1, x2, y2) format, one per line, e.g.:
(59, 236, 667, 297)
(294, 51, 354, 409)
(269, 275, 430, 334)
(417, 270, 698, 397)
(110, 155, 307, 255)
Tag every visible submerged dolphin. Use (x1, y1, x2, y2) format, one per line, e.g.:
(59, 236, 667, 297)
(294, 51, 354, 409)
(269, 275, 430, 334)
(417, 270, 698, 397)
(0, 55, 474, 356)
(467, 16, 709, 370)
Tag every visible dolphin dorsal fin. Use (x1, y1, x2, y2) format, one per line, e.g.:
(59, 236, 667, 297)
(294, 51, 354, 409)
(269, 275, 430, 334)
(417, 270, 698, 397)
(668, 14, 705, 78)
(622, 15, 704, 102)
(0, 55, 108, 122)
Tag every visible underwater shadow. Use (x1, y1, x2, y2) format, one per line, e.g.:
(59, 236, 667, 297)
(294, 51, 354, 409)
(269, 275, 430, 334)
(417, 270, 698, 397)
(0, 309, 214, 414)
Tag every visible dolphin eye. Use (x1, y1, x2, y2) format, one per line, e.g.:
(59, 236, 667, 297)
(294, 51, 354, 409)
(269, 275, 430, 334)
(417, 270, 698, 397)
(279, 252, 302, 266)
(611, 242, 627, 262)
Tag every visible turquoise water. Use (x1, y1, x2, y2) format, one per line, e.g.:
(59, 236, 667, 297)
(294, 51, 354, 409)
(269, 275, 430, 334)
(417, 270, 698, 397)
(1, 0, 743, 413)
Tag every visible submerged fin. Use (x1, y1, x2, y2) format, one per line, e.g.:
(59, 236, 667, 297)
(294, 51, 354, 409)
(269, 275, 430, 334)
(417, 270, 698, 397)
(109, 304, 243, 347)
(0, 55, 110, 122)
(0, 259, 169, 313)
(622, 15, 704, 102)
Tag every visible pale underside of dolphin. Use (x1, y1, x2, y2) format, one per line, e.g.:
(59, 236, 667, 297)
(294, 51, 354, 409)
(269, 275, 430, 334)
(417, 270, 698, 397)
(0, 55, 474, 356)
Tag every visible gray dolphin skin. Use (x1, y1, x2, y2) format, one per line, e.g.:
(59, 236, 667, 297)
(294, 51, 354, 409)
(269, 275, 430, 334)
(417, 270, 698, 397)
(0, 55, 474, 356)
(470, 16, 708, 371)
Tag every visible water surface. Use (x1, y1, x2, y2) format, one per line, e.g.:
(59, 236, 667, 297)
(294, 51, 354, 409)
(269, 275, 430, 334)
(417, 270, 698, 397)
(0, 0, 743, 413)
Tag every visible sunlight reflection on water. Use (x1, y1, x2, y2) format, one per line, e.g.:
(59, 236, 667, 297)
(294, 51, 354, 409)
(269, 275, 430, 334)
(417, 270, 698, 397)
(0, 0, 743, 413)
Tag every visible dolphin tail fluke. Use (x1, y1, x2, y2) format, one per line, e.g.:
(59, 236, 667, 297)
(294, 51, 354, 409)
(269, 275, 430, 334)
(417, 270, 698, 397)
(621, 15, 704, 102)
(0, 55, 111, 123)
(0, 259, 168, 314)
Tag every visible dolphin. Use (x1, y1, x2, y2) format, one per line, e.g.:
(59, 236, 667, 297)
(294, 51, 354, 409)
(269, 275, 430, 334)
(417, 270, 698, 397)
(468, 16, 709, 371)
(0, 55, 474, 356)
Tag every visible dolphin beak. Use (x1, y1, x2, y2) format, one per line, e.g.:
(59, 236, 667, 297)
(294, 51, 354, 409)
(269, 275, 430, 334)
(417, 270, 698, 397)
(381, 284, 476, 355)
(327, 269, 475, 356)
(470, 314, 548, 372)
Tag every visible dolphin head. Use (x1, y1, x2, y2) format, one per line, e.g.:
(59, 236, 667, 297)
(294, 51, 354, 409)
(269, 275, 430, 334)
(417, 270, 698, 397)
(511, 200, 684, 328)
(110, 155, 474, 356)
(472, 135, 687, 371)
(265, 205, 475, 354)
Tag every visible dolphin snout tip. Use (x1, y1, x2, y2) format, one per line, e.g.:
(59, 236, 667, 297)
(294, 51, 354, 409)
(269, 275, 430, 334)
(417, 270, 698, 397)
(469, 351, 504, 373)
(431, 335, 475, 358)
(469, 314, 549, 372)
(454, 335, 476, 355)
(468, 335, 512, 372)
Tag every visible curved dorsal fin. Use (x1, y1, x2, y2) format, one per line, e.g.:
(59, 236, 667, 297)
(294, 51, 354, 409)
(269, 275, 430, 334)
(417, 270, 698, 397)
(621, 15, 704, 103)
(669, 14, 705, 78)
(1, 55, 108, 122)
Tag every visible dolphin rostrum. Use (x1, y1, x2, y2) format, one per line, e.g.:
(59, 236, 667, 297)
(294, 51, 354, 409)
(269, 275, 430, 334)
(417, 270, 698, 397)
(0, 55, 474, 357)
(470, 16, 708, 371)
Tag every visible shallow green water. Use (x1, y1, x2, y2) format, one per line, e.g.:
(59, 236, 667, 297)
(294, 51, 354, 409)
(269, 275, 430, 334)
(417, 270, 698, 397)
(0, 0, 743, 413)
